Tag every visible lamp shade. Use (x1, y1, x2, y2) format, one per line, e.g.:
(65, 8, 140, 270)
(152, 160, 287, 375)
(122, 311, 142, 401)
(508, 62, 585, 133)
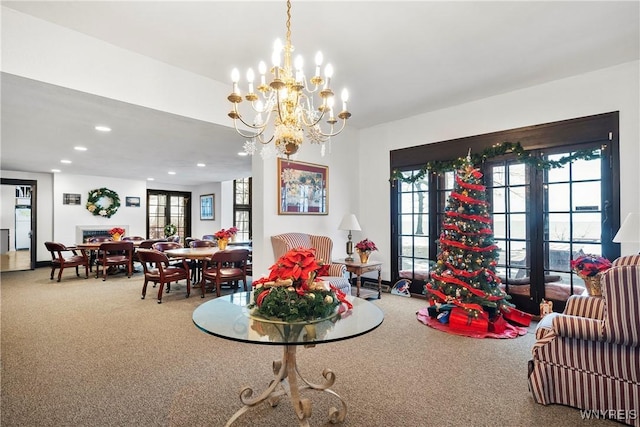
(613, 212, 640, 243)
(338, 214, 361, 231)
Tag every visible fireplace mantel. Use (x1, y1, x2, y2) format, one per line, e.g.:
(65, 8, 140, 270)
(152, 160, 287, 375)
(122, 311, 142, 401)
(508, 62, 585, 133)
(76, 225, 129, 243)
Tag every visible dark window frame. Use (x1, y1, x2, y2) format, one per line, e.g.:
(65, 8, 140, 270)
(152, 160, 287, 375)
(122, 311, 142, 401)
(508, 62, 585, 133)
(146, 190, 192, 241)
(390, 112, 620, 312)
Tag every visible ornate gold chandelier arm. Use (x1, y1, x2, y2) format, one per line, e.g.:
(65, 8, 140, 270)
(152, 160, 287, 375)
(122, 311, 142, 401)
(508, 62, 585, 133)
(227, 0, 350, 156)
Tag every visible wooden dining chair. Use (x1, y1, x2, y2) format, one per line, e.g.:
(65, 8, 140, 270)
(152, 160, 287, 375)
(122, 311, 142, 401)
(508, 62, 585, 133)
(95, 241, 134, 281)
(190, 239, 216, 248)
(44, 241, 90, 282)
(200, 249, 250, 298)
(152, 241, 182, 252)
(122, 236, 145, 242)
(86, 236, 113, 271)
(136, 249, 191, 304)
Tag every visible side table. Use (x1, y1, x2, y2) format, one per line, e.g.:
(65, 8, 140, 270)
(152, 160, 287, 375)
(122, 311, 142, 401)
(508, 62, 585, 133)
(338, 260, 383, 299)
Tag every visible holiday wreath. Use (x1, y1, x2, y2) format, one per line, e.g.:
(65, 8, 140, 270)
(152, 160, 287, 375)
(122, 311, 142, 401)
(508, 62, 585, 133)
(86, 187, 121, 218)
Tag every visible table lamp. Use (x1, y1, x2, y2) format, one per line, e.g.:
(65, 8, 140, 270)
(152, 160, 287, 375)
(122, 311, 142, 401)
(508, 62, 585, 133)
(338, 213, 361, 262)
(613, 212, 640, 252)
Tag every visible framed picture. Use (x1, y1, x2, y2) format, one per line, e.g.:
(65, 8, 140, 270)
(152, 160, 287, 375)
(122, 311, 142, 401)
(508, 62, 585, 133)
(277, 158, 328, 215)
(200, 194, 215, 220)
(125, 196, 140, 207)
(62, 193, 81, 205)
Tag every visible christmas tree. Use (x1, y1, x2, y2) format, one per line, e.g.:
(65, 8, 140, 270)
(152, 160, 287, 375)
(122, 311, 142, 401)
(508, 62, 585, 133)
(426, 155, 512, 325)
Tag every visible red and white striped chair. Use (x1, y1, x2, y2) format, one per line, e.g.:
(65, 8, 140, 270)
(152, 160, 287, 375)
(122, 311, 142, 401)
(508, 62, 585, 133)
(270, 233, 351, 296)
(528, 262, 640, 426)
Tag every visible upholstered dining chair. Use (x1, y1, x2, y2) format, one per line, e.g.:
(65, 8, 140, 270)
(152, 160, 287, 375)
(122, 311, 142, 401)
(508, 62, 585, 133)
(190, 239, 216, 248)
(200, 249, 250, 298)
(151, 241, 182, 252)
(44, 242, 90, 282)
(86, 236, 113, 271)
(95, 241, 134, 281)
(136, 249, 191, 304)
(122, 236, 145, 242)
(202, 234, 216, 241)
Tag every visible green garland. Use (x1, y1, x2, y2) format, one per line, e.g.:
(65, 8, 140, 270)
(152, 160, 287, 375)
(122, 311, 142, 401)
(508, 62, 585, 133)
(86, 187, 120, 218)
(390, 141, 603, 185)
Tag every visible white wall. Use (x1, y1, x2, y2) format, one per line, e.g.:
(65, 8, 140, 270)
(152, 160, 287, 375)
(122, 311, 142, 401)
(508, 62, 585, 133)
(0, 185, 17, 251)
(359, 60, 640, 281)
(53, 174, 147, 244)
(190, 182, 222, 239)
(1, 7, 230, 127)
(0, 170, 54, 262)
(252, 125, 360, 278)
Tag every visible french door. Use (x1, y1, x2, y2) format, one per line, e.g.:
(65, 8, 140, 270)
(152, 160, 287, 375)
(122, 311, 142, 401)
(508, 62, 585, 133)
(484, 144, 612, 312)
(391, 112, 620, 313)
(147, 190, 191, 244)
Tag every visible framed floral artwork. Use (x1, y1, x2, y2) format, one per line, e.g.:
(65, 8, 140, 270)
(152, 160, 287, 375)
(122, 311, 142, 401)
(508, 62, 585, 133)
(200, 194, 215, 220)
(277, 158, 328, 215)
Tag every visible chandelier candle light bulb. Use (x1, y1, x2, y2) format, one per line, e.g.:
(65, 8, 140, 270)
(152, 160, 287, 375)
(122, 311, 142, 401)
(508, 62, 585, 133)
(227, 0, 351, 158)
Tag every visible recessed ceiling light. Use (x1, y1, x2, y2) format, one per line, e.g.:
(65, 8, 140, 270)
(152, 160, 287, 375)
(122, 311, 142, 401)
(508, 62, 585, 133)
(60, 159, 72, 164)
(74, 146, 88, 151)
(95, 125, 111, 132)
(51, 169, 61, 173)
(197, 163, 206, 167)
(168, 171, 176, 175)
(238, 152, 248, 156)
(147, 177, 155, 181)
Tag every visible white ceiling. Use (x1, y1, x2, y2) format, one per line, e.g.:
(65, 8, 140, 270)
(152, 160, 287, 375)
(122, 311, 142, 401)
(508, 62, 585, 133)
(2, 1, 639, 186)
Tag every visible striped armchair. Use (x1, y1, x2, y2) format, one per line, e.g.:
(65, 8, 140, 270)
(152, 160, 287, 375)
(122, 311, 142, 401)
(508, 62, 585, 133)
(528, 264, 640, 426)
(271, 233, 351, 296)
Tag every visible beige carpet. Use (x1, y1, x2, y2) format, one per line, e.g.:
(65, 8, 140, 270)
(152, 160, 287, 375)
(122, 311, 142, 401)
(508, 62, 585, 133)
(1, 268, 616, 426)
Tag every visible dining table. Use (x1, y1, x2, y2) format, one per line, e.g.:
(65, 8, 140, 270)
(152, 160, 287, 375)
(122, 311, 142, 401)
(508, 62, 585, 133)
(76, 240, 140, 275)
(164, 245, 252, 284)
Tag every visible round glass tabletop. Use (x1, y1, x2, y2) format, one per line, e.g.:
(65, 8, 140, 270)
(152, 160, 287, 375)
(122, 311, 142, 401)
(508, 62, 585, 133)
(193, 292, 384, 346)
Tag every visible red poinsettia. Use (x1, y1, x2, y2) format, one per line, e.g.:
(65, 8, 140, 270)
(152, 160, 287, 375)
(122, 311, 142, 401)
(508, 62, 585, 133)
(570, 254, 612, 277)
(109, 227, 125, 236)
(214, 227, 238, 240)
(355, 238, 378, 252)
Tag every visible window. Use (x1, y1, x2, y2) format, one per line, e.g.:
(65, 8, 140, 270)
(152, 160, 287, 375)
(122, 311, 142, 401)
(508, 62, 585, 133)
(233, 177, 252, 242)
(390, 112, 620, 313)
(147, 190, 191, 242)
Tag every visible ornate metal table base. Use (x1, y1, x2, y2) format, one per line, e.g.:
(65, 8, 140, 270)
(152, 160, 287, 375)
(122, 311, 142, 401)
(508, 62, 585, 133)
(225, 345, 347, 426)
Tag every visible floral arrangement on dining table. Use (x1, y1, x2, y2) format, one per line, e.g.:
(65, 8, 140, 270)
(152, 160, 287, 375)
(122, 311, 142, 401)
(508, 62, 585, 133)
(214, 227, 238, 240)
(249, 247, 352, 322)
(109, 227, 125, 240)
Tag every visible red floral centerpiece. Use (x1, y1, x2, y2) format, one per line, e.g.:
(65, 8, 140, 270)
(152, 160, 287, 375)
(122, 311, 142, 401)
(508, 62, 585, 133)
(570, 254, 612, 296)
(214, 227, 238, 249)
(249, 247, 352, 322)
(109, 227, 125, 241)
(355, 238, 378, 263)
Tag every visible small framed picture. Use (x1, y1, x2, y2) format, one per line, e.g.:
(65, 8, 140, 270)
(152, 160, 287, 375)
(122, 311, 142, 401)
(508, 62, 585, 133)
(200, 194, 215, 220)
(63, 193, 81, 205)
(126, 196, 141, 207)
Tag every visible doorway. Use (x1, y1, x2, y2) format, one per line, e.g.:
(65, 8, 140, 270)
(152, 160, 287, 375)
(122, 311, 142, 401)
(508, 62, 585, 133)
(1, 178, 37, 272)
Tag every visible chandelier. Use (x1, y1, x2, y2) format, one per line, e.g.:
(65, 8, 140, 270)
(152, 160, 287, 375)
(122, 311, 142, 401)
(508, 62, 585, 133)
(227, 0, 351, 158)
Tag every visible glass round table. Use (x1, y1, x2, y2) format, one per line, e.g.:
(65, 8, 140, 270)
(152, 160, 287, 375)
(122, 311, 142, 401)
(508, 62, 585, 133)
(193, 291, 384, 426)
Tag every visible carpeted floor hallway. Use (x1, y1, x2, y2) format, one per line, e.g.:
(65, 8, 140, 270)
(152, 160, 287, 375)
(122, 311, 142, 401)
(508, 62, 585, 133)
(1, 268, 617, 426)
